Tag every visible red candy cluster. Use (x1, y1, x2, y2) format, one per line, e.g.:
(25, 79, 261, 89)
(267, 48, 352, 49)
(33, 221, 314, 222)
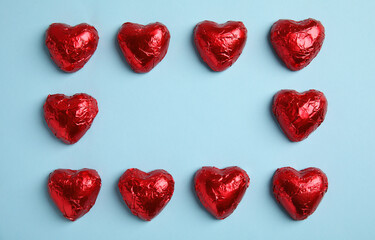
(47, 166, 328, 221)
(45, 19, 325, 73)
(44, 18, 329, 222)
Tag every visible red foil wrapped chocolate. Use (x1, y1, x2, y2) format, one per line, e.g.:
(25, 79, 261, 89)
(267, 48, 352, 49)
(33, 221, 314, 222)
(118, 168, 175, 221)
(48, 168, 102, 221)
(45, 23, 99, 72)
(43, 93, 98, 144)
(270, 18, 325, 71)
(272, 167, 328, 220)
(194, 166, 250, 219)
(194, 21, 247, 71)
(117, 22, 170, 73)
(272, 89, 327, 142)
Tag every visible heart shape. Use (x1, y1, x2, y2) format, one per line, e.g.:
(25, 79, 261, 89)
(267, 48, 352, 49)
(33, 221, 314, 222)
(272, 167, 328, 220)
(118, 168, 174, 221)
(43, 93, 99, 144)
(270, 18, 325, 71)
(194, 21, 247, 71)
(194, 166, 250, 219)
(272, 89, 327, 142)
(45, 23, 99, 72)
(117, 22, 170, 73)
(48, 168, 101, 221)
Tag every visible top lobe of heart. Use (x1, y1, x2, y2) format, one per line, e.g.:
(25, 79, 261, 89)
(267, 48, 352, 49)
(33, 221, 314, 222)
(48, 168, 102, 221)
(272, 89, 327, 142)
(270, 18, 325, 71)
(194, 166, 250, 219)
(45, 23, 99, 72)
(194, 21, 247, 71)
(117, 22, 170, 73)
(118, 168, 175, 221)
(43, 93, 98, 144)
(272, 167, 328, 220)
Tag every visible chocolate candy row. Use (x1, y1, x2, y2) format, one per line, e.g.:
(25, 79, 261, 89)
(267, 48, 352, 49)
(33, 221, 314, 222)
(43, 90, 327, 144)
(46, 18, 324, 73)
(48, 166, 328, 221)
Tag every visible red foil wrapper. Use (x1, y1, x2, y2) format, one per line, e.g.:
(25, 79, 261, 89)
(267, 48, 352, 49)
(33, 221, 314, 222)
(194, 21, 247, 71)
(117, 22, 170, 73)
(118, 168, 175, 221)
(194, 166, 250, 219)
(270, 19, 325, 71)
(272, 89, 327, 142)
(48, 168, 102, 221)
(45, 23, 99, 72)
(272, 167, 328, 220)
(43, 93, 98, 144)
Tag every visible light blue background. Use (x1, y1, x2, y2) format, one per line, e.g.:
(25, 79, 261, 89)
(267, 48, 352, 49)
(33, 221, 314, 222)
(0, 0, 374, 239)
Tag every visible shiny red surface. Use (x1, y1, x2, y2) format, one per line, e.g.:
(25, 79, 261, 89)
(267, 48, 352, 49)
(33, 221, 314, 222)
(118, 168, 174, 221)
(45, 23, 99, 72)
(194, 21, 247, 71)
(270, 19, 325, 71)
(272, 89, 327, 142)
(117, 22, 170, 73)
(194, 166, 250, 219)
(272, 167, 328, 220)
(48, 169, 101, 221)
(43, 93, 98, 144)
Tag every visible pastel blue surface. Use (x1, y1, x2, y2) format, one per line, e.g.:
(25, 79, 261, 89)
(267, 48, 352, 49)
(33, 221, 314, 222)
(0, 0, 374, 239)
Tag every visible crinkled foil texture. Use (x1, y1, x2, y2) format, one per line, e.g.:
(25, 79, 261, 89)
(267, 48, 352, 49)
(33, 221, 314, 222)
(118, 168, 175, 221)
(194, 166, 250, 219)
(43, 93, 98, 144)
(117, 22, 170, 73)
(270, 19, 325, 71)
(272, 89, 327, 142)
(194, 21, 247, 71)
(48, 169, 102, 221)
(45, 23, 99, 72)
(272, 167, 328, 220)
